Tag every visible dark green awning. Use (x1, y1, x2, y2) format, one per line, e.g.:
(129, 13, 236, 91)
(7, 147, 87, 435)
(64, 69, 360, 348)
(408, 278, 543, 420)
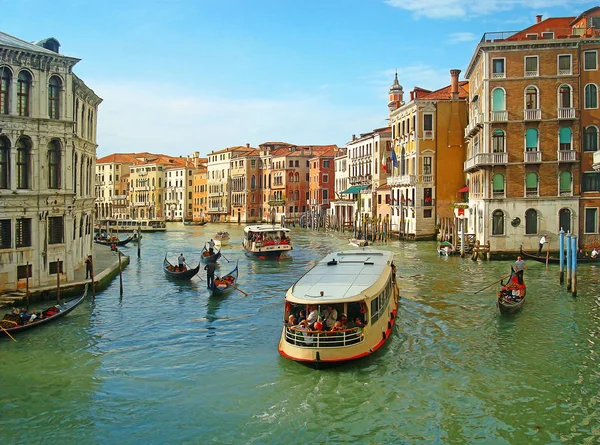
(340, 185, 368, 194)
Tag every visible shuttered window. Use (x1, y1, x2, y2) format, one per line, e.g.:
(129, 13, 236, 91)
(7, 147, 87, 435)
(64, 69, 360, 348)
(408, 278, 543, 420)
(17, 264, 32, 280)
(526, 128, 538, 151)
(0, 219, 11, 249)
(48, 216, 64, 244)
(15, 218, 31, 247)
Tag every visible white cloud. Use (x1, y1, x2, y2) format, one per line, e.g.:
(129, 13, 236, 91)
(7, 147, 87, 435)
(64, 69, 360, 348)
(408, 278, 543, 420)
(384, 0, 590, 19)
(448, 32, 478, 44)
(92, 80, 386, 158)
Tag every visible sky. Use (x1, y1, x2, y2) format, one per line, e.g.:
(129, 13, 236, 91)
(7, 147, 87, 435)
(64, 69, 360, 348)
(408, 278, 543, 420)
(1, 0, 597, 158)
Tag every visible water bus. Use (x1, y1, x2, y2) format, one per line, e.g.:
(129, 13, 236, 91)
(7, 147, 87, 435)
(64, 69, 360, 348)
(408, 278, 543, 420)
(278, 249, 399, 365)
(95, 218, 167, 233)
(242, 225, 292, 259)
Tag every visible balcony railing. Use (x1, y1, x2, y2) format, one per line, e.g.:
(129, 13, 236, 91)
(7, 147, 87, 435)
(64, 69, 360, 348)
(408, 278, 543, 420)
(524, 151, 542, 163)
(558, 150, 576, 162)
(558, 107, 575, 119)
(421, 198, 435, 207)
(593, 151, 600, 171)
(525, 70, 538, 77)
(464, 152, 508, 171)
(491, 110, 508, 122)
(525, 188, 539, 198)
(464, 113, 483, 138)
(423, 130, 434, 140)
(422, 174, 433, 183)
(524, 109, 541, 120)
(492, 190, 505, 199)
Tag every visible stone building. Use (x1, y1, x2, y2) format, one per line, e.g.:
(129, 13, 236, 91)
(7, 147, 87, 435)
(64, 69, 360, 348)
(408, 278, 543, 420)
(0, 32, 101, 291)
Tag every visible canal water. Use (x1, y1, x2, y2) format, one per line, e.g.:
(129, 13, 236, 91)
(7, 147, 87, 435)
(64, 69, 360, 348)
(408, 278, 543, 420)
(1, 224, 599, 444)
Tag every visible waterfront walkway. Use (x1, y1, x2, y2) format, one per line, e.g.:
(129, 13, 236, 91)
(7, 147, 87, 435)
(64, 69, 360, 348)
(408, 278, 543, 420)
(0, 245, 130, 309)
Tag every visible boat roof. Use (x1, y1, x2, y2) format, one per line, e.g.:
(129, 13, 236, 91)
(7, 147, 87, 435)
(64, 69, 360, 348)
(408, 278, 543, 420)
(287, 250, 393, 304)
(244, 224, 290, 233)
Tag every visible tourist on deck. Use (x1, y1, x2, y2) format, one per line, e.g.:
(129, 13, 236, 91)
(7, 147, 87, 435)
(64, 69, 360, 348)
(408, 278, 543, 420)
(330, 314, 348, 332)
(306, 305, 318, 328)
(324, 305, 338, 330)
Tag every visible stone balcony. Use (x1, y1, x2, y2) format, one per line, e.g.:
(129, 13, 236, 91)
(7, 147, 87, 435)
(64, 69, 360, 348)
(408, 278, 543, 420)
(464, 152, 508, 171)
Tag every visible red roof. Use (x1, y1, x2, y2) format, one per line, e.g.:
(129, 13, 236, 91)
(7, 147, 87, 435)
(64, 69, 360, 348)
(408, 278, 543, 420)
(419, 81, 469, 101)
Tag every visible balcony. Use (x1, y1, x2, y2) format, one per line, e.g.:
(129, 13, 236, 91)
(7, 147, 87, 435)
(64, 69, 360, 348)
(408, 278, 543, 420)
(491, 110, 508, 122)
(594, 152, 600, 171)
(421, 198, 435, 207)
(423, 130, 434, 140)
(524, 151, 542, 163)
(558, 107, 575, 119)
(422, 174, 433, 183)
(524, 109, 541, 120)
(387, 175, 415, 186)
(464, 113, 483, 138)
(525, 70, 538, 77)
(464, 152, 508, 171)
(558, 150, 576, 163)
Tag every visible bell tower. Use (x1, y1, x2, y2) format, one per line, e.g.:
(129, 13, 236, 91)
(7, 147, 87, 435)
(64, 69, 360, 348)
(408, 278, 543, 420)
(388, 72, 404, 112)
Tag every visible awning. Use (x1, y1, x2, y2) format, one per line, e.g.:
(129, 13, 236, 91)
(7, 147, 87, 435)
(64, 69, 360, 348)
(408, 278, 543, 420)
(458, 186, 469, 193)
(340, 185, 369, 194)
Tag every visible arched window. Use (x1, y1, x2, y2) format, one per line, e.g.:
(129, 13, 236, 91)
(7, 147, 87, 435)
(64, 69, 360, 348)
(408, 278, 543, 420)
(525, 128, 538, 151)
(559, 208, 571, 233)
(0, 136, 9, 189)
(585, 126, 599, 152)
(525, 172, 538, 197)
(558, 84, 572, 108)
(525, 86, 538, 109)
(525, 208, 538, 234)
(492, 129, 505, 152)
(559, 127, 572, 151)
(0, 67, 12, 114)
(559, 171, 572, 196)
(48, 140, 61, 189)
(492, 173, 505, 198)
(585, 84, 598, 109)
(492, 88, 506, 111)
(16, 138, 31, 189)
(251, 175, 256, 189)
(17, 71, 32, 117)
(492, 210, 504, 235)
(48, 76, 61, 119)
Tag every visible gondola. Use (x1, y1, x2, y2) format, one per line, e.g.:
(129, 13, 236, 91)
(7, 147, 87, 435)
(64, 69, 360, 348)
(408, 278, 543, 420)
(496, 268, 526, 315)
(163, 254, 201, 280)
(94, 234, 135, 247)
(519, 246, 600, 264)
(0, 285, 87, 337)
(201, 245, 221, 263)
(209, 262, 239, 295)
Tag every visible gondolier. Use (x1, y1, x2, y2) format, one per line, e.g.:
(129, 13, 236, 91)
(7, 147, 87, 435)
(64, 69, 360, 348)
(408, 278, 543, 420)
(178, 253, 186, 270)
(514, 256, 526, 284)
(205, 261, 216, 289)
(538, 234, 548, 255)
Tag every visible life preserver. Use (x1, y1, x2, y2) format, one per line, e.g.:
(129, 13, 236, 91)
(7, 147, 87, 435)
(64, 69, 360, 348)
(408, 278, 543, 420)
(285, 301, 291, 312)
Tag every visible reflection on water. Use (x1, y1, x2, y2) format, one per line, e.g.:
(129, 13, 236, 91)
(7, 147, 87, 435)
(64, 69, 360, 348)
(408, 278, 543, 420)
(1, 222, 600, 443)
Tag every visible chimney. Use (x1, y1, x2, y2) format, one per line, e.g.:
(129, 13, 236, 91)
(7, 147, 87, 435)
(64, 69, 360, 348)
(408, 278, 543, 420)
(246, 143, 250, 148)
(352, 134, 356, 141)
(450, 69, 461, 100)
(536, 14, 542, 23)
(410, 91, 414, 101)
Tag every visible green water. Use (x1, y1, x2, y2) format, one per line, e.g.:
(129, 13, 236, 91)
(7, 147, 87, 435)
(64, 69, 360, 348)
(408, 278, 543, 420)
(1, 225, 599, 444)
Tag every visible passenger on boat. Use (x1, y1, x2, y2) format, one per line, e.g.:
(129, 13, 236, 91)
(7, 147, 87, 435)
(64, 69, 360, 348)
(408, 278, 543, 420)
(306, 305, 318, 328)
(592, 248, 599, 259)
(499, 283, 521, 301)
(288, 314, 297, 326)
(578, 249, 586, 259)
(391, 262, 397, 283)
(323, 305, 338, 330)
(330, 314, 348, 332)
(313, 317, 324, 331)
(297, 310, 306, 325)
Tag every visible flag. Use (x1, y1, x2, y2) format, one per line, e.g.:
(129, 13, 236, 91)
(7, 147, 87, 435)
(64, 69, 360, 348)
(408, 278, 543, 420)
(381, 146, 387, 172)
(391, 148, 399, 168)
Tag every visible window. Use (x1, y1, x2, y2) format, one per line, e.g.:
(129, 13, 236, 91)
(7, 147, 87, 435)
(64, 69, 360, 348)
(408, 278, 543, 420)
(541, 32, 554, 39)
(423, 114, 433, 132)
(525, 209, 538, 234)
(584, 51, 598, 71)
(583, 172, 600, 192)
(48, 76, 61, 119)
(584, 84, 598, 109)
(424, 209, 432, 218)
(558, 55, 572, 75)
(525, 128, 538, 151)
(584, 126, 599, 152)
(15, 218, 31, 247)
(0, 137, 8, 189)
(525, 86, 538, 109)
(492, 88, 505, 111)
(16, 138, 30, 189)
(323, 174, 329, 183)
(559, 208, 571, 232)
(558, 85, 572, 108)
(492, 173, 505, 197)
(585, 208, 598, 234)
(525, 56, 538, 76)
(0, 219, 10, 248)
(526, 33, 538, 40)
(49, 260, 63, 275)
(323, 160, 330, 168)
(525, 172, 538, 196)
(492, 129, 505, 152)
(423, 157, 432, 175)
(323, 189, 328, 201)
(48, 216, 64, 244)
(17, 264, 32, 280)
(492, 58, 505, 77)
(559, 171, 572, 196)
(492, 210, 504, 235)
(48, 140, 61, 189)
(0, 67, 11, 114)
(559, 127, 572, 151)
(17, 71, 32, 117)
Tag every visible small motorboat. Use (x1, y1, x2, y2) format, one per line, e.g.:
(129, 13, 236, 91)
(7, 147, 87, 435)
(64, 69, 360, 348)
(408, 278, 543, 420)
(438, 241, 455, 256)
(214, 231, 230, 246)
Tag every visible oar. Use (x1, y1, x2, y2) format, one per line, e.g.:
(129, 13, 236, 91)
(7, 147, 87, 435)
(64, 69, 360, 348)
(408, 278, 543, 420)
(220, 252, 231, 263)
(232, 284, 249, 296)
(474, 275, 511, 294)
(1, 325, 17, 342)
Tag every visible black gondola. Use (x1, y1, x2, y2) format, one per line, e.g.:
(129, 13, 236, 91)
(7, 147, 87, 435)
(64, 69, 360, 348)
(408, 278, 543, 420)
(94, 234, 135, 247)
(0, 285, 87, 337)
(209, 262, 239, 295)
(497, 268, 526, 315)
(163, 254, 201, 280)
(201, 245, 221, 263)
(519, 246, 600, 264)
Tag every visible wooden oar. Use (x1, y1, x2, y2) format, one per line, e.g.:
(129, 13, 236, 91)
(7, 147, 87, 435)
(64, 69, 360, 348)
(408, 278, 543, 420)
(474, 275, 511, 294)
(232, 284, 249, 296)
(0, 325, 17, 342)
(220, 252, 231, 263)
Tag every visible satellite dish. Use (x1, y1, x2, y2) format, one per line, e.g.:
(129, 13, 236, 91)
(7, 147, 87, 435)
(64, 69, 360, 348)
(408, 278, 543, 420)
(511, 217, 521, 227)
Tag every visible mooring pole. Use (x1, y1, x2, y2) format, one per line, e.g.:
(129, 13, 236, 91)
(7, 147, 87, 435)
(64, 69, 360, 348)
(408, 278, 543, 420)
(137, 227, 141, 258)
(56, 258, 61, 305)
(26, 261, 30, 310)
(566, 233, 572, 290)
(571, 234, 577, 297)
(118, 249, 123, 296)
(559, 229, 565, 284)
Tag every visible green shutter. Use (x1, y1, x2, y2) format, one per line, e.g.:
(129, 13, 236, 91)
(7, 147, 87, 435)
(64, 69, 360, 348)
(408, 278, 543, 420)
(526, 129, 538, 150)
(526, 172, 538, 188)
(492, 174, 504, 191)
(559, 127, 572, 144)
(559, 171, 571, 191)
(492, 89, 505, 111)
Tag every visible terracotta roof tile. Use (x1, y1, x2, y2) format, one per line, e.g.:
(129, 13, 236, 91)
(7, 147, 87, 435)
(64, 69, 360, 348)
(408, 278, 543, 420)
(419, 81, 469, 100)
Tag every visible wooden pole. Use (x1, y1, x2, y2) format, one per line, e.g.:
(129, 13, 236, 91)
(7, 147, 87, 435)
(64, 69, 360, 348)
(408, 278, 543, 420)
(26, 261, 30, 310)
(118, 250, 123, 296)
(571, 235, 577, 297)
(91, 257, 95, 299)
(559, 229, 565, 284)
(56, 258, 61, 305)
(566, 233, 572, 290)
(137, 227, 141, 258)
